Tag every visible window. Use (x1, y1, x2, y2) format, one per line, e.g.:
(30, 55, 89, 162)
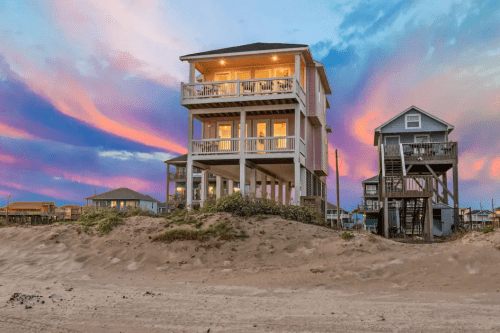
(110, 201, 117, 208)
(218, 123, 232, 151)
(433, 209, 442, 221)
(415, 134, 430, 143)
(120, 201, 124, 209)
(126, 201, 136, 208)
(405, 114, 421, 129)
(366, 185, 377, 195)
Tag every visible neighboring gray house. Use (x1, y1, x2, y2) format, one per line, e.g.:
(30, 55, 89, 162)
(85, 188, 160, 214)
(375, 105, 459, 240)
(326, 203, 351, 228)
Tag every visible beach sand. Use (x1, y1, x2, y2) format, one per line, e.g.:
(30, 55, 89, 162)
(1, 213, 499, 332)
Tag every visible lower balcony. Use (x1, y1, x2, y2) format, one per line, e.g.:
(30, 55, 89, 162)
(383, 175, 433, 198)
(358, 204, 380, 213)
(192, 136, 297, 156)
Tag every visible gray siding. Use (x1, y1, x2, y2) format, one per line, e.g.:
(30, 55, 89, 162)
(380, 109, 448, 134)
(382, 131, 447, 144)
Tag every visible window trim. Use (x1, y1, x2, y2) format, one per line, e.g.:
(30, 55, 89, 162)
(384, 135, 400, 146)
(405, 113, 421, 129)
(414, 134, 430, 143)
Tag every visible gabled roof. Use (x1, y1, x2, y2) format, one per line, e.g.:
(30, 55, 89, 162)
(373, 105, 455, 146)
(164, 154, 187, 164)
(327, 202, 348, 212)
(362, 175, 379, 184)
(471, 210, 492, 215)
(180, 42, 308, 59)
(85, 188, 160, 202)
(0, 202, 55, 210)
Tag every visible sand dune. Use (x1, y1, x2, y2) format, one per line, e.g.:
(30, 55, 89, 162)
(1, 213, 499, 332)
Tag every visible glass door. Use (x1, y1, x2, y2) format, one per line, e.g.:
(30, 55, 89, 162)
(218, 122, 232, 151)
(214, 72, 230, 95)
(254, 120, 269, 153)
(272, 120, 287, 149)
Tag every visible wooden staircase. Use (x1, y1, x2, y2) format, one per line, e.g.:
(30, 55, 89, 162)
(400, 198, 427, 235)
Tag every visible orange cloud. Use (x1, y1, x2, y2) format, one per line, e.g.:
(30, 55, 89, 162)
(0, 122, 34, 139)
(328, 144, 349, 176)
(459, 153, 487, 180)
(352, 111, 381, 145)
(62, 172, 153, 192)
(0, 154, 18, 164)
(491, 158, 500, 179)
(3, 51, 187, 154)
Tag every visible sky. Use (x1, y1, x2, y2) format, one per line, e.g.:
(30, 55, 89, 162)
(0, 0, 499, 210)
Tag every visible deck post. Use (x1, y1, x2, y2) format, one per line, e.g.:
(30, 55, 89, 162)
(442, 172, 449, 205)
(285, 182, 291, 206)
(189, 63, 195, 83)
(228, 179, 234, 195)
(187, 112, 193, 209)
(278, 179, 283, 206)
(260, 172, 267, 199)
(216, 175, 222, 199)
(383, 198, 389, 238)
(249, 168, 256, 197)
(294, 104, 301, 205)
(166, 163, 170, 204)
(240, 110, 247, 195)
(427, 196, 434, 242)
(200, 170, 207, 208)
(270, 177, 276, 202)
(452, 162, 459, 226)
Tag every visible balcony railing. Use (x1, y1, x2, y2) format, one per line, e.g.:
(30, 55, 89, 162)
(181, 76, 305, 105)
(245, 136, 295, 154)
(402, 142, 458, 162)
(383, 175, 433, 198)
(169, 172, 187, 180)
(358, 204, 380, 212)
(191, 136, 295, 155)
(167, 194, 201, 202)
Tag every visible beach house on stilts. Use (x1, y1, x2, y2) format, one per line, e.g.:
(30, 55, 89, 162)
(178, 43, 332, 217)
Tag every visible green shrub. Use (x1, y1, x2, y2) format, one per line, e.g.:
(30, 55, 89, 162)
(341, 231, 355, 240)
(152, 221, 248, 243)
(482, 225, 495, 234)
(124, 207, 158, 218)
(78, 207, 123, 235)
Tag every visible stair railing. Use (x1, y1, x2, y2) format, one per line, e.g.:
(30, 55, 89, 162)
(399, 143, 406, 176)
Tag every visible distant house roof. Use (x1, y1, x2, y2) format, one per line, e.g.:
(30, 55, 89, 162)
(0, 201, 55, 210)
(327, 202, 348, 213)
(180, 42, 308, 59)
(58, 205, 82, 209)
(471, 210, 492, 215)
(85, 188, 160, 203)
(362, 175, 379, 184)
(374, 105, 455, 146)
(164, 154, 187, 164)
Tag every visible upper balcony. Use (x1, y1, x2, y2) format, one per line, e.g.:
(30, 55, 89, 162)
(384, 142, 458, 164)
(180, 52, 306, 109)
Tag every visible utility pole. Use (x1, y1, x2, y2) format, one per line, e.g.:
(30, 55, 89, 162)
(6, 194, 10, 223)
(335, 149, 341, 230)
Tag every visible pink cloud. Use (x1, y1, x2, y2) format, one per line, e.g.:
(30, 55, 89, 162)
(0, 154, 18, 164)
(2, 51, 187, 154)
(491, 158, 500, 179)
(62, 172, 153, 192)
(0, 122, 34, 139)
(328, 144, 350, 177)
(459, 153, 487, 180)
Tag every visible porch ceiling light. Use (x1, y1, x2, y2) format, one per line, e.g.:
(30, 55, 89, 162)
(220, 60, 225, 65)
(272, 56, 277, 61)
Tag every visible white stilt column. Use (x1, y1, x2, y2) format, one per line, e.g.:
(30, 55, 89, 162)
(239, 110, 247, 196)
(186, 112, 193, 209)
(249, 168, 256, 197)
(261, 172, 267, 199)
(200, 170, 207, 207)
(278, 179, 283, 206)
(240, 164, 246, 195)
(294, 157, 301, 205)
(216, 175, 222, 199)
(270, 177, 276, 202)
(228, 179, 234, 195)
(285, 182, 291, 206)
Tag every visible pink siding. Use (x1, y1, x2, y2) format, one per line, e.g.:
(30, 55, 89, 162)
(307, 66, 316, 117)
(314, 126, 322, 170)
(306, 120, 314, 170)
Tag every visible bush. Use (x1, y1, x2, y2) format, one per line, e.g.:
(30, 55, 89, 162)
(78, 207, 123, 235)
(211, 192, 320, 225)
(153, 221, 248, 243)
(482, 225, 494, 234)
(123, 207, 158, 218)
(341, 231, 355, 240)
